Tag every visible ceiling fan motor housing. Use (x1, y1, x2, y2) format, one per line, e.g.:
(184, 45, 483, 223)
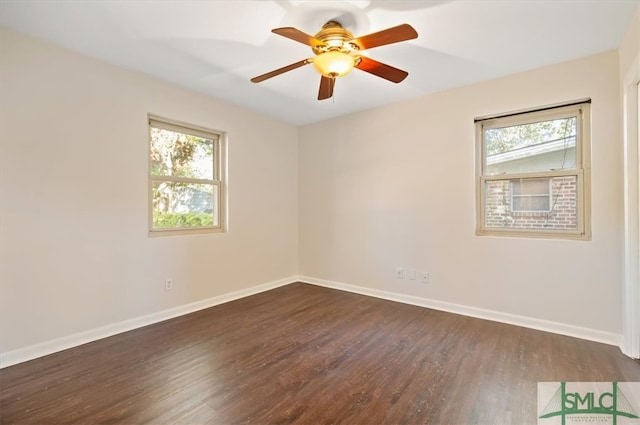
(312, 21, 358, 55)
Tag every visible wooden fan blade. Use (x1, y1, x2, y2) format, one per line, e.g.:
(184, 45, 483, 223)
(318, 76, 335, 100)
(272, 27, 326, 48)
(251, 59, 312, 83)
(355, 56, 408, 83)
(352, 24, 418, 50)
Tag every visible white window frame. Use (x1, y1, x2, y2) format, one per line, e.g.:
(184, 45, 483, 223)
(148, 115, 226, 237)
(475, 101, 591, 240)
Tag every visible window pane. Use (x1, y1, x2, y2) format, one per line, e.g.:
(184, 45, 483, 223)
(511, 178, 549, 196)
(512, 196, 550, 212)
(152, 181, 218, 228)
(485, 176, 577, 231)
(485, 117, 577, 175)
(150, 127, 214, 179)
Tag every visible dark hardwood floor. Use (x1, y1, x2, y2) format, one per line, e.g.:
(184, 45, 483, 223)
(1, 282, 638, 424)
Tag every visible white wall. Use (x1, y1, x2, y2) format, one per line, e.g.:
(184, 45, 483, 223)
(299, 51, 622, 337)
(619, 6, 639, 77)
(0, 29, 299, 357)
(619, 6, 640, 357)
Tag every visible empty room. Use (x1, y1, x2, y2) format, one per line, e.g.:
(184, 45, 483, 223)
(1, 1, 640, 423)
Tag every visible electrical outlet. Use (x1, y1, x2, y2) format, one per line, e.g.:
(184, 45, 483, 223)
(421, 272, 430, 284)
(395, 267, 404, 279)
(165, 278, 173, 291)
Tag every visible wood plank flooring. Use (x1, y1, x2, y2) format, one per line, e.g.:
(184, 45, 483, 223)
(1, 282, 639, 424)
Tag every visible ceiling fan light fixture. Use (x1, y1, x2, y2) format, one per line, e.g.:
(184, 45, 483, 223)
(313, 51, 355, 78)
(251, 22, 418, 100)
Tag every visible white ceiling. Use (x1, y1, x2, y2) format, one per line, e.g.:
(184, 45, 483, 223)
(0, 0, 638, 126)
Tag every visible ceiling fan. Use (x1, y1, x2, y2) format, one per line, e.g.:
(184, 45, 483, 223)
(251, 21, 418, 100)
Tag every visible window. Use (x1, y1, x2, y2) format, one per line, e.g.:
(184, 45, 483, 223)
(511, 178, 551, 213)
(475, 101, 591, 239)
(148, 116, 225, 236)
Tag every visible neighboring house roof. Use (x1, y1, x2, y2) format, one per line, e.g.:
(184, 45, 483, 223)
(487, 136, 576, 165)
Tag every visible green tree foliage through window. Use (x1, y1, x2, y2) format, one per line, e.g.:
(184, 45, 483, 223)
(485, 117, 576, 156)
(150, 128, 213, 179)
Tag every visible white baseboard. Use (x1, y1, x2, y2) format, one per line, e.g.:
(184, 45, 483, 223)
(0, 276, 296, 368)
(299, 275, 622, 347)
(2, 275, 623, 368)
